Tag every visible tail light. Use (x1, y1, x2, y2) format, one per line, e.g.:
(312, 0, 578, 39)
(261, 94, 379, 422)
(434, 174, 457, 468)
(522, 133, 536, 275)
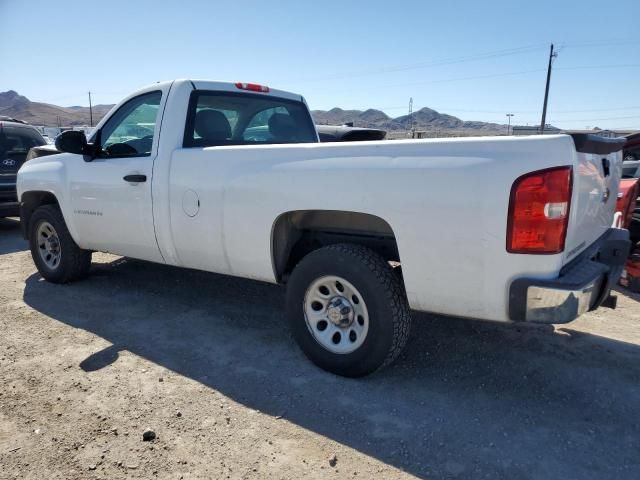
(507, 166, 572, 254)
(235, 82, 270, 93)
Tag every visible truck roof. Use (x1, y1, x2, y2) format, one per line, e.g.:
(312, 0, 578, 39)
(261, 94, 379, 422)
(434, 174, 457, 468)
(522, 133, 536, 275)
(134, 79, 304, 103)
(189, 80, 304, 103)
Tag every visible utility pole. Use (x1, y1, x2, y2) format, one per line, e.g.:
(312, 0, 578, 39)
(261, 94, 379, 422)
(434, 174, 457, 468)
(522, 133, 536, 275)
(408, 97, 414, 138)
(506, 113, 514, 135)
(539, 43, 557, 134)
(88, 91, 93, 127)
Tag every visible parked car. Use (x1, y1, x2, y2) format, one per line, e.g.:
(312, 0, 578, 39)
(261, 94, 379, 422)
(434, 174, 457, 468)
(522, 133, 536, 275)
(614, 178, 640, 291)
(622, 132, 640, 177)
(623, 132, 640, 161)
(17, 79, 630, 376)
(0, 120, 47, 217)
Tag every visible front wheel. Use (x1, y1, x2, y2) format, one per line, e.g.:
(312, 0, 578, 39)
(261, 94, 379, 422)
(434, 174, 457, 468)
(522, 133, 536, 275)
(286, 244, 411, 377)
(29, 205, 92, 283)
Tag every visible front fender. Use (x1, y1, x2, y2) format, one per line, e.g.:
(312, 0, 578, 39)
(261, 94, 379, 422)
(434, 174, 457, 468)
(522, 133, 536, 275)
(17, 154, 80, 242)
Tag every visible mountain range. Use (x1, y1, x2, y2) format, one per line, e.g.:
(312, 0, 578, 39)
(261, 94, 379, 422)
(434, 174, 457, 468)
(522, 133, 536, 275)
(0, 90, 506, 134)
(312, 107, 505, 133)
(0, 90, 112, 126)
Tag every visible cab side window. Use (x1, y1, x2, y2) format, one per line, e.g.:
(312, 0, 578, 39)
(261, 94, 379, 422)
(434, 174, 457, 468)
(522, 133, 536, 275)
(99, 91, 162, 157)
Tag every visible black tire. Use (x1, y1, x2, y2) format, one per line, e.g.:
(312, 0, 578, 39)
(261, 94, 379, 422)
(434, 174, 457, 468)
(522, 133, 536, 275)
(286, 243, 411, 377)
(29, 204, 92, 283)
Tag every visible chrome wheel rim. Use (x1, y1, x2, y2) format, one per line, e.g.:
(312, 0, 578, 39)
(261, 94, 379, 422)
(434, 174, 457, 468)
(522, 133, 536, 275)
(36, 221, 61, 270)
(303, 275, 369, 354)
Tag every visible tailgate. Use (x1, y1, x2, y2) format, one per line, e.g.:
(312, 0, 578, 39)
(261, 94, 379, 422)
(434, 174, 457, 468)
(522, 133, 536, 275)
(563, 134, 626, 263)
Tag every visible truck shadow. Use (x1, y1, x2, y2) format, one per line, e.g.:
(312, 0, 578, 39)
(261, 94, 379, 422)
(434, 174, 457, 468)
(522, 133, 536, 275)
(0, 217, 27, 255)
(22, 258, 640, 479)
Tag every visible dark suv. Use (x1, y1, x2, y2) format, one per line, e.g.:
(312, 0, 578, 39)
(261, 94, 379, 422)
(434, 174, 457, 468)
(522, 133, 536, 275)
(0, 121, 47, 217)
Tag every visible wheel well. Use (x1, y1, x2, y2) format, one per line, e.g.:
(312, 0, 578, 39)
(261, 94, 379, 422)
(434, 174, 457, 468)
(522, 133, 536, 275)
(20, 191, 60, 239)
(271, 210, 400, 283)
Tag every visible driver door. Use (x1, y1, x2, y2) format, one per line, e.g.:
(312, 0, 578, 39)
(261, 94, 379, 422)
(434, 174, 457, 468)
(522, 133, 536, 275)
(68, 90, 165, 262)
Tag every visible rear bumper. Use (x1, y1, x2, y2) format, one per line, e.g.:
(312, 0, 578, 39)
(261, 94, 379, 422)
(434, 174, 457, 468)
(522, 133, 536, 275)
(509, 228, 631, 323)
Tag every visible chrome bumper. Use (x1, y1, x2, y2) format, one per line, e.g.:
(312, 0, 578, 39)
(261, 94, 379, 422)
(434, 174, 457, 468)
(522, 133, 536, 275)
(509, 228, 630, 323)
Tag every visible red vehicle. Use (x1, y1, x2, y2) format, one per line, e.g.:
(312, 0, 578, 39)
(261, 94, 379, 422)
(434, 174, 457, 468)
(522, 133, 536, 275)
(616, 178, 640, 290)
(616, 178, 639, 229)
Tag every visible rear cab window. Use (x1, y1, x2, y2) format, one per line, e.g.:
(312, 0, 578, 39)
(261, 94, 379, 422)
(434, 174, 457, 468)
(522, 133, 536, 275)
(183, 91, 318, 148)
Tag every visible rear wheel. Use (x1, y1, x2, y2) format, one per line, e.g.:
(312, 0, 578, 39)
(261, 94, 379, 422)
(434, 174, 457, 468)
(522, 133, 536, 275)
(286, 243, 411, 377)
(29, 205, 92, 283)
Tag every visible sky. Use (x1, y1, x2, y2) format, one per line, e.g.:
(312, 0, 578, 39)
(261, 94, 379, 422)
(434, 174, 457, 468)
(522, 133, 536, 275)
(1, 0, 639, 129)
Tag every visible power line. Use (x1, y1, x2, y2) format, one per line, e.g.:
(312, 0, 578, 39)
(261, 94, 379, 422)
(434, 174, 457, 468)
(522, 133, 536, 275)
(283, 39, 640, 85)
(377, 68, 546, 89)
(557, 64, 640, 71)
(284, 44, 549, 84)
(321, 63, 640, 92)
(33, 40, 640, 105)
(338, 45, 547, 76)
(563, 39, 640, 48)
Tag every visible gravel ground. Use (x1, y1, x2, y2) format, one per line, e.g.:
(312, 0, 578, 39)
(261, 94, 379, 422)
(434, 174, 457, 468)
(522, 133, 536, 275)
(1, 216, 639, 480)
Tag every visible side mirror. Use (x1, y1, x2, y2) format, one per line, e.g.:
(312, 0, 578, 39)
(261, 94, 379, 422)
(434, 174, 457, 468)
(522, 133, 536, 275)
(54, 130, 89, 156)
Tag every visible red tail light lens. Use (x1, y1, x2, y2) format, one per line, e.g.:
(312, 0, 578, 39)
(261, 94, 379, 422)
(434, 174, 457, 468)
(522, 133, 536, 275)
(507, 166, 572, 254)
(235, 82, 270, 93)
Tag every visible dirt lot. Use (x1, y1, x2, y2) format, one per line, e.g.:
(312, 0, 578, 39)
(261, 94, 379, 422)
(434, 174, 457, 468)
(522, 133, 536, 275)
(1, 217, 639, 479)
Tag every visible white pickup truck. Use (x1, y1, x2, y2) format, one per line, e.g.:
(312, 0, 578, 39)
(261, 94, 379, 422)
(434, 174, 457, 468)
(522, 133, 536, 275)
(17, 79, 630, 376)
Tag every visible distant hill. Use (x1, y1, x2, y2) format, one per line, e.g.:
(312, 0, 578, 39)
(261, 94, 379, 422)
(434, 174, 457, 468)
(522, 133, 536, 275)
(0, 90, 506, 134)
(0, 90, 113, 126)
(311, 106, 505, 133)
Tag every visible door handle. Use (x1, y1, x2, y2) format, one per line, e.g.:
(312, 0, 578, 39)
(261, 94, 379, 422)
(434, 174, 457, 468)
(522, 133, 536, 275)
(123, 174, 147, 183)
